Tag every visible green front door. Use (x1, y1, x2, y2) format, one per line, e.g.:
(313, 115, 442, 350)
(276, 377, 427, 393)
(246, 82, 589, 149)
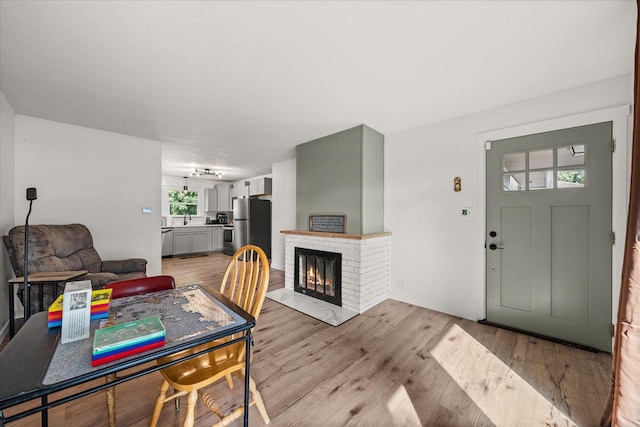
(486, 122, 612, 352)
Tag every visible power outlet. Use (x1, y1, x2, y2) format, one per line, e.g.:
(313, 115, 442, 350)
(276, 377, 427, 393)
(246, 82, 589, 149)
(397, 279, 405, 289)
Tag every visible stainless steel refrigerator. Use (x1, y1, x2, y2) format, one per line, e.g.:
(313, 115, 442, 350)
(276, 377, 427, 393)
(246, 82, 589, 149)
(233, 198, 271, 258)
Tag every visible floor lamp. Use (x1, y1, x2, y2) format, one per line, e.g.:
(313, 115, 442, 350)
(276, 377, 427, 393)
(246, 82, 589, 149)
(23, 187, 37, 321)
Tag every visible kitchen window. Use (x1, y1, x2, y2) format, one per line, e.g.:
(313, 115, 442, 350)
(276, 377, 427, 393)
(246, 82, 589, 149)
(168, 190, 199, 215)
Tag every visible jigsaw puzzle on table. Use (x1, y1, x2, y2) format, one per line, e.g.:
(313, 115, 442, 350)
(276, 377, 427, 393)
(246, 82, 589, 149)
(41, 285, 245, 386)
(105, 285, 238, 345)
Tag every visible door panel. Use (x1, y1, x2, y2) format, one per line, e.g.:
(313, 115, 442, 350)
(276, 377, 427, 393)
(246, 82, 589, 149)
(551, 205, 589, 323)
(499, 207, 532, 312)
(486, 122, 612, 351)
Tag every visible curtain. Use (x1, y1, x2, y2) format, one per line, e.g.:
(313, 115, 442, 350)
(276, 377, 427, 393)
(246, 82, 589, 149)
(601, 2, 640, 425)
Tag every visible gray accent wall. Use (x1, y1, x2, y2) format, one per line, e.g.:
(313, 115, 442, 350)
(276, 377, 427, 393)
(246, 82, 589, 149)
(296, 124, 384, 235)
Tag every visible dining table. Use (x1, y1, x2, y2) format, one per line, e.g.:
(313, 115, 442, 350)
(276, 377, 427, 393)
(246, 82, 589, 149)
(0, 284, 255, 426)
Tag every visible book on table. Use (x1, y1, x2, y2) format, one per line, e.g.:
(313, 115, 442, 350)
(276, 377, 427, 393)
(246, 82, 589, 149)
(48, 288, 112, 328)
(92, 315, 166, 366)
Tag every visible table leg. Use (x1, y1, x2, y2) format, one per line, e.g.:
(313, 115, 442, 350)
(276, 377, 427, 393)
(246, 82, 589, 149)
(244, 332, 251, 427)
(8, 282, 15, 338)
(41, 395, 48, 427)
(38, 283, 44, 312)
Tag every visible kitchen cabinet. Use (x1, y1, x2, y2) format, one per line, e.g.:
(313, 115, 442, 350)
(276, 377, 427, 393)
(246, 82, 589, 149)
(231, 181, 250, 200)
(206, 227, 213, 252)
(190, 229, 208, 253)
(173, 231, 190, 255)
(249, 177, 272, 196)
(210, 226, 223, 251)
(205, 184, 231, 212)
(205, 188, 217, 212)
(216, 184, 231, 211)
(173, 227, 208, 255)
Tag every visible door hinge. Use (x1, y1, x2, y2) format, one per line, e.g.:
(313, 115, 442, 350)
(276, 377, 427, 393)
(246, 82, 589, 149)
(611, 323, 615, 337)
(611, 232, 616, 245)
(611, 139, 616, 153)
(485, 141, 492, 150)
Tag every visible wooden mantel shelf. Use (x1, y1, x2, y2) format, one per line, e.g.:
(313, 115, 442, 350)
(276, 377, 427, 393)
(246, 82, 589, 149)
(280, 230, 391, 240)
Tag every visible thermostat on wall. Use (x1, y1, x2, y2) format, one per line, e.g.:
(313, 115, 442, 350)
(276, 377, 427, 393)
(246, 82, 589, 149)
(142, 207, 152, 214)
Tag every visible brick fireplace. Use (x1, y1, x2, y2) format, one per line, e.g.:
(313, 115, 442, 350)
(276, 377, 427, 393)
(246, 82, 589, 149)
(282, 230, 390, 314)
(267, 124, 390, 325)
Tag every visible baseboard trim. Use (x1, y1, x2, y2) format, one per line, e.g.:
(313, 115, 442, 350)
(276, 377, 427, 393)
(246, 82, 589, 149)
(477, 319, 601, 353)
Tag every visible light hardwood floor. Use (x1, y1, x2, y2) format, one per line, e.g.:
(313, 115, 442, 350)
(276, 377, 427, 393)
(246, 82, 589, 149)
(4, 252, 612, 426)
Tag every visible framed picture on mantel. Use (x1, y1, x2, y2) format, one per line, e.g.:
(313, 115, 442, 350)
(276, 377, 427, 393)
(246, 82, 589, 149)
(309, 215, 346, 233)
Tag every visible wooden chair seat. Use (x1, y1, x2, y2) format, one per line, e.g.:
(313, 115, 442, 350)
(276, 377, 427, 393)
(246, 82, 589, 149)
(150, 245, 271, 427)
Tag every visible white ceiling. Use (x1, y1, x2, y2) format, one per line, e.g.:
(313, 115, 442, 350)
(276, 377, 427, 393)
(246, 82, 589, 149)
(0, 1, 635, 181)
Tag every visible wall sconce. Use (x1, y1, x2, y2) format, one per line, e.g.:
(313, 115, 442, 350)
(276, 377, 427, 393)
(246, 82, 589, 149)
(454, 177, 462, 192)
(183, 176, 189, 192)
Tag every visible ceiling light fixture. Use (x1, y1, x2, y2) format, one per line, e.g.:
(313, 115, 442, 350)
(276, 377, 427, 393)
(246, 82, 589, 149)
(190, 168, 225, 178)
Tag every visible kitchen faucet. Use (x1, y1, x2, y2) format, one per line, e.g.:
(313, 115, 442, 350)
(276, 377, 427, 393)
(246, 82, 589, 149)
(183, 214, 191, 225)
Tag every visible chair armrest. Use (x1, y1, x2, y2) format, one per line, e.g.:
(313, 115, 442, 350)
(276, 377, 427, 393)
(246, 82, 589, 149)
(101, 258, 147, 274)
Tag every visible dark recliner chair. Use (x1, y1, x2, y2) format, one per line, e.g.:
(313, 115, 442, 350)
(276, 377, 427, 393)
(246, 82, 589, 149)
(2, 223, 147, 314)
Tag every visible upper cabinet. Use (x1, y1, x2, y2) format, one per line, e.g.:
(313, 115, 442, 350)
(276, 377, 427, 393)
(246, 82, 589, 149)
(216, 184, 231, 211)
(249, 177, 272, 196)
(205, 184, 231, 212)
(231, 181, 250, 199)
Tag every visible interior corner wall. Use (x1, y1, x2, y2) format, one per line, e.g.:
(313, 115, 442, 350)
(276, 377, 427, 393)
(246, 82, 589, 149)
(271, 158, 296, 270)
(362, 125, 385, 234)
(0, 91, 16, 337)
(14, 116, 163, 277)
(385, 73, 633, 321)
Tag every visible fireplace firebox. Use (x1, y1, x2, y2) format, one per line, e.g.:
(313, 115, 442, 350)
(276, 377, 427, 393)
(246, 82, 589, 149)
(294, 247, 342, 306)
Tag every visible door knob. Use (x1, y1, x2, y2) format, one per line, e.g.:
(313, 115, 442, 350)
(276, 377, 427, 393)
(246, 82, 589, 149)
(489, 231, 497, 237)
(489, 243, 504, 250)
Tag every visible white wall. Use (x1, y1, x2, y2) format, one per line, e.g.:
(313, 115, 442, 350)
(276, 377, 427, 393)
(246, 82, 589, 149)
(0, 91, 16, 337)
(14, 116, 162, 276)
(271, 158, 296, 270)
(385, 74, 633, 321)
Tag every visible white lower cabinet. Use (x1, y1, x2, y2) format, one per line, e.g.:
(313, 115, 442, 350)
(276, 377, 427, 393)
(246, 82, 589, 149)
(206, 227, 213, 252)
(213, 226, 223, 251)
(173, 231, 190, 255)
(173, 227, 208, 255)
(190, 230, 207, 253)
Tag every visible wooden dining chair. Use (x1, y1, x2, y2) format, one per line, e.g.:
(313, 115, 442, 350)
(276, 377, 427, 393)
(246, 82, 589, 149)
(149, 245, 271, 427)
(102, 275, 176, 427)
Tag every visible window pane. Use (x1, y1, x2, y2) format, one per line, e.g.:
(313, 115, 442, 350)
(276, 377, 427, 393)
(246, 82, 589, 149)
(503, 152, 525, 172)
(168, 190, 199, 215)
(558, 145, 585, 167)
(503, 172, 525, 191)
(557, 169, 585, 188)
(529, 170, 554, 190)
(529, 149, 553, 169)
